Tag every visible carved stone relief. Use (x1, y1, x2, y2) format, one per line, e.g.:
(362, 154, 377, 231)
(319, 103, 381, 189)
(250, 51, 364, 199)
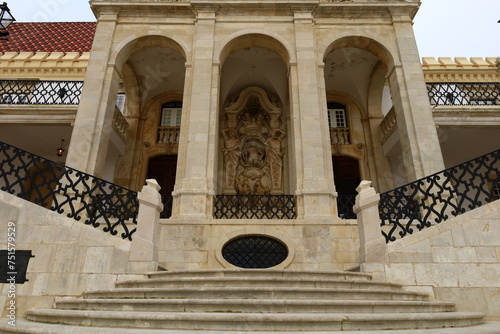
(222, 87, 285, 195)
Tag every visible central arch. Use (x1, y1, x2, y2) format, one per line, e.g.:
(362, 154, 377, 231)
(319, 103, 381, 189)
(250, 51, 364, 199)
(217, 34, 292, 196)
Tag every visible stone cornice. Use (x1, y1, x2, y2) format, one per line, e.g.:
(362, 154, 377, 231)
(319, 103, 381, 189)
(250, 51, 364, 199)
(422, 57, 500, 83)
(0, 52, 89, 80)
(89, 0, 419, 19)
(0, 105, 77, 124)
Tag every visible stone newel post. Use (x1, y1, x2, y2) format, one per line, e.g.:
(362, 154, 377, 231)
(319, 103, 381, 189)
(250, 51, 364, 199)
(353, 181, 388, 264)
(128, 179, 163, 273)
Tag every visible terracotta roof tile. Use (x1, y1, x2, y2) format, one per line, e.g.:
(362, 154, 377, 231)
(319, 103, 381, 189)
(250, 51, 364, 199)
(0, 22, 96, 54)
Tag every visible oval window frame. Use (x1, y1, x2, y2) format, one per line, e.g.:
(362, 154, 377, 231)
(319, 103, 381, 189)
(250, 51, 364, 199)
(216, 229, 295, 269)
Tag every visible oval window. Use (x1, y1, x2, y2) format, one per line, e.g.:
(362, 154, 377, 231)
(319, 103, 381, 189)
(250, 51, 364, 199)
(222, 235, 288, 268)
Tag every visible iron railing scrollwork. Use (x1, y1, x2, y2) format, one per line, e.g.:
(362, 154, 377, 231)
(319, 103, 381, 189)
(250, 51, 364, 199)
(379, 148, 500, 243)
(337, 195, 356, 219)
(427, 82, 499, 106)
(214, 194, 296, 219)
(0, 140, 138, 240)
(0, 80, 84, 105)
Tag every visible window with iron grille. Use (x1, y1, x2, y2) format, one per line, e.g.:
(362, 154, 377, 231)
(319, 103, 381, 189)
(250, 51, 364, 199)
(222, 235, 288, 268)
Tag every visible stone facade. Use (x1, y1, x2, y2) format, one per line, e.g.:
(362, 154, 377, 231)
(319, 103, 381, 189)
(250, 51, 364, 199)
(0, 0, 499, 322)
(358, 190, 500, 320)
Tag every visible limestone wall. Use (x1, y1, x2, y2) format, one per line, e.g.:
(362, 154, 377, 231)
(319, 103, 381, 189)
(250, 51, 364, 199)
(0, 191, 143, 318)
(369, 200, 500, 320)
(158, 218, 360, 272)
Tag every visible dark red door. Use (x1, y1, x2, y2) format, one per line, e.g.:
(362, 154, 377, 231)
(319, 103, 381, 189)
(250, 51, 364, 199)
(147, 155, 177, 218)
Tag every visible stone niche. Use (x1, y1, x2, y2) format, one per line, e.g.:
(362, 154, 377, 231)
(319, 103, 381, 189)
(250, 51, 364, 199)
(221, 86, 286, 195)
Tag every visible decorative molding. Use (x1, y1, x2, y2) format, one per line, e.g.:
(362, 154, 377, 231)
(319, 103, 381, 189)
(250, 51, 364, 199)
(422, 57, 500, 83)
(0, 52, 90, 79)
(222, 86, 285, 195)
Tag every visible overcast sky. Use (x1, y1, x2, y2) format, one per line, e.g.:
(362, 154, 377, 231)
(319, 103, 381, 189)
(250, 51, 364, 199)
(6, 0, 500, 59)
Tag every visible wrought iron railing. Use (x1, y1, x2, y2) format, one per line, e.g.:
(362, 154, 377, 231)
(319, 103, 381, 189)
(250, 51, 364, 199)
(337, 195, 356, 219)
(0, 80, 83, 105)
(379, 148, 500, 243)
(160, 194, 173, 219)
(427, 82, 499, 106)
(214, 195, 296, 219)
(0, 140, 138, 240)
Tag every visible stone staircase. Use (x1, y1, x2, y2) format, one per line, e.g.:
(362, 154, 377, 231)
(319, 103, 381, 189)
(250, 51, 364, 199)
(0, 269, 489, 333)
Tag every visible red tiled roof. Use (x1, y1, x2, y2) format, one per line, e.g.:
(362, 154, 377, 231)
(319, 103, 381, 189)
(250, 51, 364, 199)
(0, 22, 96, 53)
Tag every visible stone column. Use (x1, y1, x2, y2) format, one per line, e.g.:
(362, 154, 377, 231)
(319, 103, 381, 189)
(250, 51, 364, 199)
(388, 12, 445, 182)
(66, 14, 120, 178)
(353, 180, 388, 264)
(292, 8, 337, 219)
(128, 179, 163, 273)
(172, 7, 217, 219)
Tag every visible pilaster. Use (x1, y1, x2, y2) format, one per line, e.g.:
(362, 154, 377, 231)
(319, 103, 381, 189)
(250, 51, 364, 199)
(388, 12, 445, 181)
(66, 14, 120, 178)
(172, 6, 217, 219)
(292, 8, 337, 219)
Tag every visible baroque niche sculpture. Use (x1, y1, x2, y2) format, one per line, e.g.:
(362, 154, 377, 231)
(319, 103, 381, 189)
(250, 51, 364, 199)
(222, 87, 286, 195)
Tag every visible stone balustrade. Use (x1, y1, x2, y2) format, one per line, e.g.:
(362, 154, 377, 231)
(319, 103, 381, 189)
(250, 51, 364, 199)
(112, 106, 129, 141)
(379, 107, 397, 143)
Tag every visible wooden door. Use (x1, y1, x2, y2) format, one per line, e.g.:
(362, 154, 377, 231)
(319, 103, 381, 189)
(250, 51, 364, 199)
(332, 156, 361, 218)
(147, 155, 177, 218)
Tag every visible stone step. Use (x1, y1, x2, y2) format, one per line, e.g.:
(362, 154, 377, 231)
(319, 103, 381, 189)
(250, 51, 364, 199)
(55, 297, 455, 313)
(147, 269, 373, 281)
(25, 309, 485, 331)
(2, 319, 500, 334)
(116, 276, 402, 291)
(83, 286, 430, 301)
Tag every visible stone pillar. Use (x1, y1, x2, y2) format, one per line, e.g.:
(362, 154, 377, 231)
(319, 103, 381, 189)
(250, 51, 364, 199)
(292, 8, 337, 219)
(388, 12, 445, 181)
(128, 179, 163, 273)
(353, 180, 388, 264)
(66, 14, 120, 178)
(172, 7, 216, 219)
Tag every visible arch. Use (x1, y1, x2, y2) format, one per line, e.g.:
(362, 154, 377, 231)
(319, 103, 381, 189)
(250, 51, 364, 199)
(216, 31, 293, 66)
(225, 86, 280, 115)
(110, 34, 190, 70)
(326, 91, 367, 119)
(141, 91, 184, 118)
(321, 35, 395, 69)
(367, 61, 390, 118)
